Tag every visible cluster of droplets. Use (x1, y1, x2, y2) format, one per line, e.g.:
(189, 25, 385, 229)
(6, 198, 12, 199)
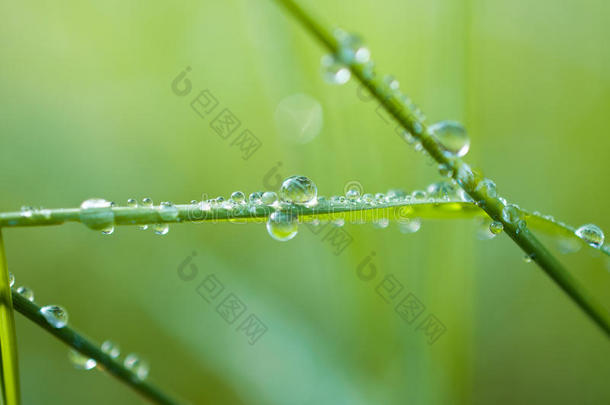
(8, 273, 35, 302)
(66, 338, 150, 380)
(321, 28, 371, 85)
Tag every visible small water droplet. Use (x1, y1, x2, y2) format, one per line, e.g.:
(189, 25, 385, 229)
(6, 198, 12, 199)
(261, 191, 278, 206)
(80, 198, 115, 234)
(124, 354, 150, 380)
(334, 29, 371, 65)
(20, 206, 33, 218)
(489, 221, 504, 235)
(40, 305, 68, 328)
(230, 191, 245, 204)
(373, 218, 390, 229)
(399, 218, 421, 234)
(127, 198, 137, 208)
(456, 163, 475, 191)
(68, 350, 97, 370)
(321, 55, 350, 85)
(266, 211, 298, 242)
(411, 190, 427, 201)
(9, 272, 15, 288)
(426, 181, 456, 201)
(475, 178, 497, 201)
(159, 202, 179, 221)
(438, 164, 453, 178)
(153, 223, 169, 236)
(575, 224, 605, 248)
(362, 193, 374, 204)
(345, 187, 360, 201)
(383, 75, 400, 91)
(375, 193, 386, 203)
(523, 253, 534, 263)
(101, 340, 121, 358)
(386, 189, 406, 202)
(16, 286, 34, 302)
(429, 121, 470, 158)
(279, 176, 317, 205)
(138, 198, 152, 230)
(249, 192, 263, 205)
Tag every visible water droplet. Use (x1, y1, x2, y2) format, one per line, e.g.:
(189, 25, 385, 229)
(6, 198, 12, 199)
(426, 181, 456, 201)
(399, 218, 421, 234)
(502, 204, 526, 232)
(79, 198, 115, 234)
(275, 93, 324, 144)
(345, 187, 360, 201)
(429, 121, 470, 158)
(373, 218, 390, 229)
(266, 211, 298, 242)
(261, 191, 278, 206)
(438, 164, 453, 178)
(159, 202, 178, 221)
(40, 305, 68, 328)
(386, 189, 407, 202)
(101, 340, 121, 358)
(16, 286, 34, 302)
(279, 176, 317, 205)
(523, 253, 534, 263)
(68, 350, 96, 370)
(362, 193, 374, 204)
(490, 221, 504, 235)
(333, 29, 371, 65)
(456, 163, 475, 191)
(375, 193, 386, 203)
(124, 354, 150, 380)
(138, 198, 152, 230)
(411, 190, 427, 201)
(383, 75, 399, 91)
(20, 206, 33, 218)
(575, 224, 605, 248)
(153, 223, 169, 236)
(230, 191, 245, 204)
(9, 272, 15, 287)
(321, 54, 350, 85)
(475, 178, 497, 201)
(249, 192, 263, 205)
(127, 198, 137, 208)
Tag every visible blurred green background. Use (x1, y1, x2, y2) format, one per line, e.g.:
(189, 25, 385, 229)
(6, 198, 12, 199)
(1, 0, 609, 404)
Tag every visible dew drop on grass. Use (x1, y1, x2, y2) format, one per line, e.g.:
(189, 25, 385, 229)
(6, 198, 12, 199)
(489, 221, 504, 235)
(429, 121, 470, 158)
(373, 218, 390, 229)
(80, 198, 115, 235)
(345, 187, 360, 201)
(333, 29, 371, 65)
(502, 204, 526, 232)
(375, 193, 385, 203)
(438, 164, 453, 178)
(321, 54, 350, 85)
(127, 198, 137, 208)
(40, 305, 68, 328)
(153, 223, 169, 236)
(9, 272, 15, 288)
(266, 211, 298, 242)
(20, 206, 33, 218)
(362, 193, 374, 204)
(16, 286, 34, 302)
(124, 354, 150, 380)
(279, 176, 317, 205)
(159, 202, 178, 221)
(411, 190, 427, 201)
(261, 191, 278, 205)
(475, 178, 497, 202)
(575, 224, 605, 248)
(426, 181, 456, 201)
(68, 350, 97, 370)
(101, 340, 121, 358)
(383, 75, 400, 91)
(230, 191, 245, 204)
(523, 253, 535, 263)
(249, 192, 263, 205)
(138, 198, 153, 230)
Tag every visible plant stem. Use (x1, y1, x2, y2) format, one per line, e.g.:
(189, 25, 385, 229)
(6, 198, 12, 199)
(0, 230, 20, 405)
(10, 291, 185, 405)
(272, 0, 610, 336)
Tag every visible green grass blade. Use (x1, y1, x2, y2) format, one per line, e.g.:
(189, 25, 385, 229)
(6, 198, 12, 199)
(271, 0, 610, 337)
(0, 230, 20, 405)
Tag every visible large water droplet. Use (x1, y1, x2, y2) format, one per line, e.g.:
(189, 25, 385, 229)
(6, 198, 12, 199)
(321, 55, 350, 85)
(575, 224, 605, 248)
(16, 286, 34, 302)
(79, 199, 115, 234)
(101, 340, 121, 358)
(279, 176, 317, 205)
(266, 211, 298, 242)
(40, 305, 68, 328)
(124, 354, 150, 380)
(429, 121, 470, 158)
(68, 350, 97, 370)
